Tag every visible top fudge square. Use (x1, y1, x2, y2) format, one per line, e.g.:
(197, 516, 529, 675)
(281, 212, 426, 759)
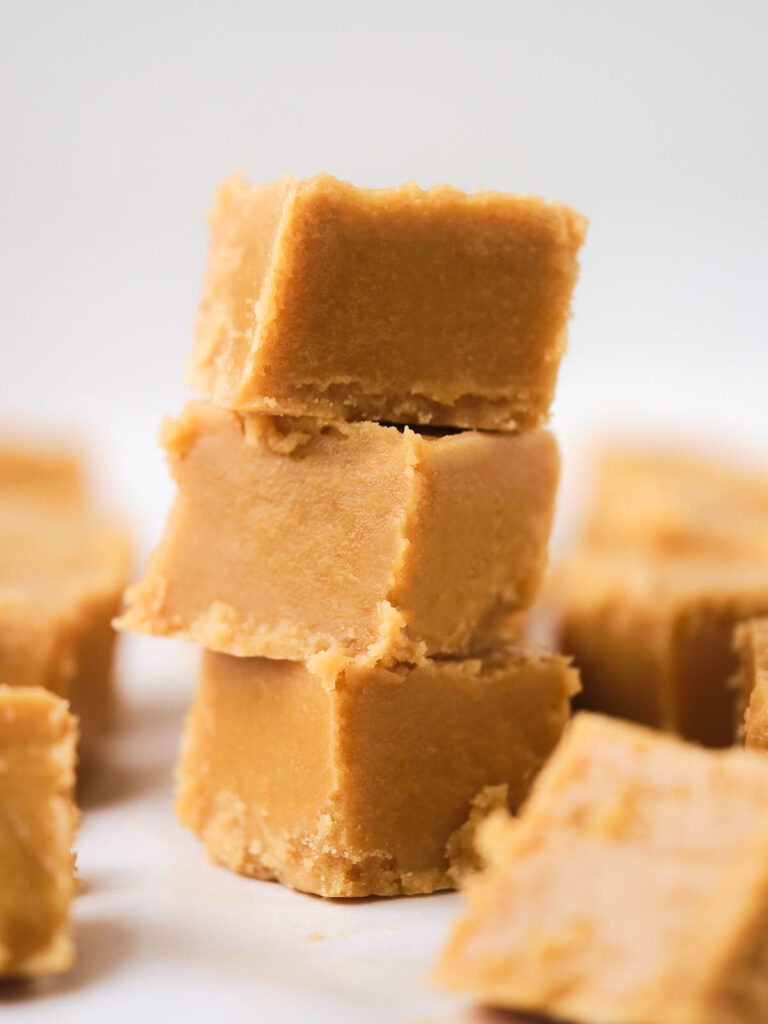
(188, 174, 586, 430)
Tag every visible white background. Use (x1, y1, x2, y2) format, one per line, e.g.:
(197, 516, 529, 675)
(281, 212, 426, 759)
(1, 2, 767, 1021)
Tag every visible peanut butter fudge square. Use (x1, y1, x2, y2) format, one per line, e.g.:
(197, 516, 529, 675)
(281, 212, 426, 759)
(435, 712, 768, 1024)
(118, 401, 559, 678)
(0, 506, 130, 747)
(555, 546, 768, 746)
(189, 173, 586, 430)
(0, 686, 78, 976)
(0, 441, 130, 750)
(175, 648, 578, 897)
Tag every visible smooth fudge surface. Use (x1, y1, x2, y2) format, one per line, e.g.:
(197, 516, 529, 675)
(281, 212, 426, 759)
(119, 402, 559, 677)
(734, 617, 768, 750)
(188, 173, 587, 431)
(176, 647, 578, 898)
(0, 686, 78, 976)
(435, 713, 768, 1024)
(585, 447, 768, 560)
(555, 547, 768, 747)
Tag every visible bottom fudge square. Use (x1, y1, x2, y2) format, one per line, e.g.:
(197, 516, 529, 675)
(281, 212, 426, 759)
(176, 648, 577, 898)
(435, 712, 768, 1024)
(0, 686, 78, 976)
(734, 617, 768, 750)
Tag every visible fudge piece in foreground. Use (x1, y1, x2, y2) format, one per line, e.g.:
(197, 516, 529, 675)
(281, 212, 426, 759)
(734, 617, 768, 750)
(176, 648, 578, 898)
(435, 713, 768, 1024)
(584, 446, 768, 560)
(0, 686, 78, 976)
(0, 509, 131, 746)
(555, 546, 768, 746)
(189, 173, 587, 431)
(119, 402, 559, 678)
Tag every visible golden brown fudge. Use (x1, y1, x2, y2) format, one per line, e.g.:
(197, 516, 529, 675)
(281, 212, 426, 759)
(0, 686, 78, 976)
(435, 713, 768, 1024)
(734, 617, 768, 750)
(118, 401, 559, 678)
(584, 447, 768, 560)
(188, 173, 587, 431)
(176, 647, 578, 897)
(554, 546, 768, 746)
(0, 445, 131, 746)
(0, 441, 85, 509)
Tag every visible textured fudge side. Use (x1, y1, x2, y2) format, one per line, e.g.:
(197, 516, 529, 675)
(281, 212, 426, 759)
(189, 173, 586, 430)
(0, 686, 78, 976)
(118, 402, 559, 677)
(555, 547, 768, 746)
(435, 713, 768, 1024)
(584, 447, 768, 560)
(734, 618, 768, 750)
(175, 648, 578, 898)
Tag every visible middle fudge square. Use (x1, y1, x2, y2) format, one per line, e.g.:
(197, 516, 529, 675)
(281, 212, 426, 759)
(119, 401, 559, 676)
(176, 648, 578, 897)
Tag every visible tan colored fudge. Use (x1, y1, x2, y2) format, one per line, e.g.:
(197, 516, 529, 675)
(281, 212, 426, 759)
(0, 686, 78, 976)
(176, 647, 578, 898)
(435, 713, 768, 1024)
(0, 443, 131, 745)
(555, 546, 768, 746)
(734, 617, 768, 750)
(584, 447, 768, 560)
(0, 441, 85, 509)
(118, 402, 559, 679)
(188, 173, 586, 431)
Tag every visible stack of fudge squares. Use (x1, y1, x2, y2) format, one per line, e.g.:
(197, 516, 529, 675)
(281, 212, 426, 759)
(118, 173, 587, 897)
